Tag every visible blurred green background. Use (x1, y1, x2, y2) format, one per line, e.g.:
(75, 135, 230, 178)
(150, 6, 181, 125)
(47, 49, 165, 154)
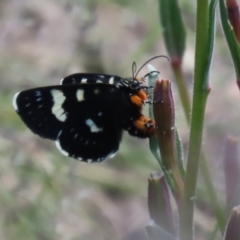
(1, 0, 240, 239)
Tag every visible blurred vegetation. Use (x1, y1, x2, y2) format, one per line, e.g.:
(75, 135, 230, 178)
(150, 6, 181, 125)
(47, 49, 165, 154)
(1, 0, 240, 239)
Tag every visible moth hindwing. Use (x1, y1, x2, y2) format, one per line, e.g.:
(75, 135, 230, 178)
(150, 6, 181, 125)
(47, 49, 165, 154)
(13, 73, 155, 162)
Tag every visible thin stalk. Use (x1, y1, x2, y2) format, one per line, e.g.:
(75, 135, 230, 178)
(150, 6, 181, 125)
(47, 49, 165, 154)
(180, 93, 209, 239)
(174, 58, 225, 234)
(171, 0, 224, 235)
(179, 0, 210, 239)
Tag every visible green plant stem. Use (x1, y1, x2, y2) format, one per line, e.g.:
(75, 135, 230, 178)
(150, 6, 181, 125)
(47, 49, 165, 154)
(179, 0, 210, 239)
(180, 93, 208, 240)
(175, 65, 225, 234)
(171, 0, 224, 235)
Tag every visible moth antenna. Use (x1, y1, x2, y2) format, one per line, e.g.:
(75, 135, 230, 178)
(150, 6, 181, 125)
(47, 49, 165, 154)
(143, 71, 160, 78)
(134, 55, 169, 78)
(132, 61, 137, 80)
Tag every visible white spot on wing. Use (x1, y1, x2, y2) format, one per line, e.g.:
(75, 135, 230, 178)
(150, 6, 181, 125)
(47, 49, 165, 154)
(53, 106, 66, 122)
(51, 89, 67, 122)
(104, 151, 118, 161)
(81, 78, 87, 83)
(96, 151, 118, 162)
(94, 89, 100, 94)
(96, 80, 103, 83)
(109, 77, 114, 84)
(12, 92, 20, 111)
(87, 159, 93, 163)
(55, 131, 69, 157)
(60, 78, 64, 85)
(77, 157, 82, 161)
(98, 112, 102, 116)
(110, 152, 117, 158)
(85, 119, 103, 132)
(35, 91, 42, 96)
(76, 89, 84, 101)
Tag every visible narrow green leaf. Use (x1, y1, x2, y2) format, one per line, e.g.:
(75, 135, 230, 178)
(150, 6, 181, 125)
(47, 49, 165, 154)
(158, 0, 186, 59)
(198, 0, 218, 88)
(175, 129, 185, 177)
(148, 64, 162, 164)
(219, 0, 240, 81)
(147, 64, 159, 120)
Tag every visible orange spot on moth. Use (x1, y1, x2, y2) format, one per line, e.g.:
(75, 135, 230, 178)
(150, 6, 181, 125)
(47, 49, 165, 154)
(133, 115, 155, 137)
(130, 90, 148, 107)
